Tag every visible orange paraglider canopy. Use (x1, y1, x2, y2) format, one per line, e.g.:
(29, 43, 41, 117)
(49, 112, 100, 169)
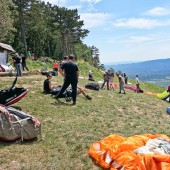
(88, 134, 170, 170)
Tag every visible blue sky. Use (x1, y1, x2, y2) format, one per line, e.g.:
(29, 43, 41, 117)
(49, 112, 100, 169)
(43, 0, 170, 64)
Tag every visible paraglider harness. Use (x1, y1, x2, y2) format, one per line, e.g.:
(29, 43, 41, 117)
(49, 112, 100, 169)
(0, 77, 28, 106)
(50, 86, 72, 102)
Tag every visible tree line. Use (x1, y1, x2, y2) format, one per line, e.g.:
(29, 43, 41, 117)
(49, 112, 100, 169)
(0, 0, 104, 68)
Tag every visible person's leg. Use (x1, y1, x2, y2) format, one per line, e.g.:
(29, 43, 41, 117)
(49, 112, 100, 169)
(25, 63, 29, 71)
(106, 80, 109, 90)
(15, 64, 19, 76)
(77, 87, 92, 100)
(136, 84, 139, 93)
(22, 63, 25, 71)
(101, 80, 106, 89)
(122, 85, 126, 94)
(71, 79, 78, 104)
(119, 84, 121, 93)
(19, 64, 22, 76)
(16, 64, 21, 76)
(56, 79, 70, 98)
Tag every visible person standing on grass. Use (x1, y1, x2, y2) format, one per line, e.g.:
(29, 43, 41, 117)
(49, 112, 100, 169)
(21, 54, 29, 71)
(136, 75, 140, 93)
(123, 73, 128, 84)
(56, 55, 79, 105)
(101, 69, 110, 90)
(53, 60, 59, 75)
(12, 53, 22, 77)
(117, 72, 126, 94)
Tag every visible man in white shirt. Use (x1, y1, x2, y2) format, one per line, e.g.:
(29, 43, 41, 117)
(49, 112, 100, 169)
(136, 75, 140, 92)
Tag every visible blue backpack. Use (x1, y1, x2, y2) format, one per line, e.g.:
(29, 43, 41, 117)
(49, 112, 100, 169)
(166, 107, 170, 114)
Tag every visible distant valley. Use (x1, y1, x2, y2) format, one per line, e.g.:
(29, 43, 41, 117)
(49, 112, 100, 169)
(105, 58, 170, 88)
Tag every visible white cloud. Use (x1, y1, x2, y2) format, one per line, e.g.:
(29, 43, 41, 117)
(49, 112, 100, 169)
(125, 36, 155, 44)
(107, 34, 170, 48)
(127, 35, 170, 45)
(80, 0, 102, 4)
(143, 7, 170, 16)
(113, 18, 170, 29)
(80, 0, 102, 11)
(80, 13, 110, 29)
(67, 5, 82, 10)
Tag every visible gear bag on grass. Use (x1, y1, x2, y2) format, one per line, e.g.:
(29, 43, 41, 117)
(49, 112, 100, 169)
(51, 86, 72, 102)
(85, 82, 100, 91)
(0, 77, 28, 106)
(0, 105, 41, 141)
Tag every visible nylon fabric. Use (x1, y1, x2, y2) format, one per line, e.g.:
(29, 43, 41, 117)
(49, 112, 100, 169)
(88, 134, 170, 170)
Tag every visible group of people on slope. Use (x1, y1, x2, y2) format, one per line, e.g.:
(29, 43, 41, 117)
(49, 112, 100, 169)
(12, 53, 29, 77)
(100, 68, 141, 94)
(43, 55, 92, 105)
(101, 69, 115, 90)
(117, 73, 142, 94)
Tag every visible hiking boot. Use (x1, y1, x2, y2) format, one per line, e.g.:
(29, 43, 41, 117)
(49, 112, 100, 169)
(118, 92, 121, 94)
(86, 95, 92, 100)
(123, 92, 126, 94)
(56, 96, 60, 101)
(72, 101, 76, 105)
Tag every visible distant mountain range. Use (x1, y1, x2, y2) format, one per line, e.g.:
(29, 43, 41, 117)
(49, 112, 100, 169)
(105, 58, 170, 88)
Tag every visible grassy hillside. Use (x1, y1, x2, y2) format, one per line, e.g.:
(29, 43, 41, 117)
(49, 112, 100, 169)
(0, 60, 169, 170)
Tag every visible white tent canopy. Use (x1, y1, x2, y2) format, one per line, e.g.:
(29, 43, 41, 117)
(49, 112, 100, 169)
(0, 42, 15, 71)
(0, 42, 15, 52)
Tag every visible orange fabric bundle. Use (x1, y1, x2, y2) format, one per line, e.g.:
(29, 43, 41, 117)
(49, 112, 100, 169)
(143, 91, 159, 97)
(88, 134, 170, 170)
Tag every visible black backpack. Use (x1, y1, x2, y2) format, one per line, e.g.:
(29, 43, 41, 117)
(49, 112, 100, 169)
(51, 86, 72, 102)
(85, 83, 100, 91)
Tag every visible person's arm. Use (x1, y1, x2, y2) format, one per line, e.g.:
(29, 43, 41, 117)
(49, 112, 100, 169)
(49, 81, 52, 90)
(59, 67, 64, 77)
(77, 71, 79, 79)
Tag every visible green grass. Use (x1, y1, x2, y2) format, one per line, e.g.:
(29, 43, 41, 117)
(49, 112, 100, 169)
(0, 61, 169, 170)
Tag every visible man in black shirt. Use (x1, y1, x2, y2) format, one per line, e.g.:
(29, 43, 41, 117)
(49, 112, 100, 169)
(57, 55, 79, 105)
(21, 54, 29, 71)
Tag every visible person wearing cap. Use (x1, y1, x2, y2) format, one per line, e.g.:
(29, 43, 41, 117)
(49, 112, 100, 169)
(57, 55, 79, 105)
(43, 73, 53, 94)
